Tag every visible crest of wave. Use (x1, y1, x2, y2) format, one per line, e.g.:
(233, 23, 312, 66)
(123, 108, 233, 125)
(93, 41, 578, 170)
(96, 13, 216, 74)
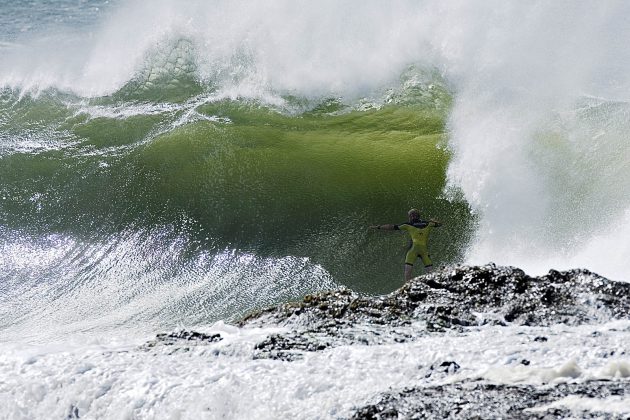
(0, 0, 434, 99)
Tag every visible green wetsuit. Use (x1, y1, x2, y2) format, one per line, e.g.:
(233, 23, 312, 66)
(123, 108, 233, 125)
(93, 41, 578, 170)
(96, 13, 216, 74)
(395, 221, 437, 267)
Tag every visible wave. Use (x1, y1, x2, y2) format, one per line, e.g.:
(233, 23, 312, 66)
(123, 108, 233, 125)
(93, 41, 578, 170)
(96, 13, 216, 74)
(0, 92, 467, 253)
(2, 0, 630, 339)
(0, 82, 471, 337)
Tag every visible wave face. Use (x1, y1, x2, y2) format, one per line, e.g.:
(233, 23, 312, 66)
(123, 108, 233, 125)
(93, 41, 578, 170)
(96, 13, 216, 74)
(1, 0, 630, 340)
(0, 89, 468, 340)
(0, 0, 468, 339)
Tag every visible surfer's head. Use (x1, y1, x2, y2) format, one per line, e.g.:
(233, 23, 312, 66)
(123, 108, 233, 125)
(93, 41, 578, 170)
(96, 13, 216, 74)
(408, 208, 420, 222)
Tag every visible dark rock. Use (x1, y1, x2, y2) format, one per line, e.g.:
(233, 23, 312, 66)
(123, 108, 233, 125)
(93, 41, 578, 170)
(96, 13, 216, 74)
(239, 265, 629, 360)
(142, 330, 223, 350)
(244, 265, 630, 330)
(66, 405, 80, 419)
(350, 380, 630, 420)
(438, 361, 461, 373)
(142, 265, 628, 364)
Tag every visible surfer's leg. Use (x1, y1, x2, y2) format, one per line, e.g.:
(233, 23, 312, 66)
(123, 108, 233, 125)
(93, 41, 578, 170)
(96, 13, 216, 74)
(419, 250, 433, 273)
(404, 248, 418, 281)
(404, 263, 414, 281)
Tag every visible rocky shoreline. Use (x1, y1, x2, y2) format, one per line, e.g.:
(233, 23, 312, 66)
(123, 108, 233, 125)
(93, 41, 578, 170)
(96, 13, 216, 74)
(239, 265, 629, 361)
(148, 264, 630, 418)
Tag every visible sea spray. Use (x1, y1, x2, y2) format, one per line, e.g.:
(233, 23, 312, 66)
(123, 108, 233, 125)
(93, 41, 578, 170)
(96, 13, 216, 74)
(433, 2, 630, 279)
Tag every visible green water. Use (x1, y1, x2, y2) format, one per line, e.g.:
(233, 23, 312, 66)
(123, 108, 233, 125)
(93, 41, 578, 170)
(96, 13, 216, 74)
(0, 94, 473, 293)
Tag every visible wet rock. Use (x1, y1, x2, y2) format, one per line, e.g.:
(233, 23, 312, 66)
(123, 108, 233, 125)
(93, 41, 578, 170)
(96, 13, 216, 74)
(424, 361, 461, 379)
(439, 361, 461, 373)
(66, 405, 80, 419)
(244, 265, 630, 330)
(142, 330, 222, 349)
(350, 380, 630, 419)
(241, 265, 629, 360)
(253, 333, 332, 361)
(145, 265, 628, 362)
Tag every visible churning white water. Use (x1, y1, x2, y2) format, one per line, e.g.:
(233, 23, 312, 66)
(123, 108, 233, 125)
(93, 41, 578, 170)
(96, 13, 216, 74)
(1, 320, 629, 419)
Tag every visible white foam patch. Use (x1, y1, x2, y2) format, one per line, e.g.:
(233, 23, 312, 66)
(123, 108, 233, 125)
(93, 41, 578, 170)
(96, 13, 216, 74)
(1, 321, 628, 419)
(527, 395, 630, 415)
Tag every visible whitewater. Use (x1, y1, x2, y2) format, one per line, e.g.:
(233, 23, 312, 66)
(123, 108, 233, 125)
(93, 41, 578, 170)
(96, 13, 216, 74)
(1, 0, 629, 418)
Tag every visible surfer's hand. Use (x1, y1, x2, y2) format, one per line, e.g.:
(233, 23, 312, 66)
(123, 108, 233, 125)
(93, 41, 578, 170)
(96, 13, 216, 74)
(369, 225, 379, 229)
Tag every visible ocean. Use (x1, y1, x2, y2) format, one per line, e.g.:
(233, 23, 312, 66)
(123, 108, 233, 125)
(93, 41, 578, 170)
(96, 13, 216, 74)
(1, 1, 628, 418)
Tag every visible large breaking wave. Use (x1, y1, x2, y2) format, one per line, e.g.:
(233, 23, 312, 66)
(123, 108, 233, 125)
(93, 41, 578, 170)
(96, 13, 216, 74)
(1, 0, 629, 341)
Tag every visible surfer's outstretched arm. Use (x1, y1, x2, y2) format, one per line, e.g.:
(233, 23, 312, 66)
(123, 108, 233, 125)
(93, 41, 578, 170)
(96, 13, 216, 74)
(369, 224, 397, 231)
(429, 219, 443, 227)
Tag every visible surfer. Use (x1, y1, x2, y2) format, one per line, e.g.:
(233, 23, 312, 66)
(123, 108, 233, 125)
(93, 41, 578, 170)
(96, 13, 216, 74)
(370, 208, 442, 281)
